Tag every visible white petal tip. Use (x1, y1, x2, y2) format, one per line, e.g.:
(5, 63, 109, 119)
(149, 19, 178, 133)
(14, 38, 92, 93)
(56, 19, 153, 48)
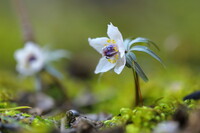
(94, 71, 99, 74)
(108, 22, 113, 26)
(114, 69, 122, 74)
(88, 38, 92, 46)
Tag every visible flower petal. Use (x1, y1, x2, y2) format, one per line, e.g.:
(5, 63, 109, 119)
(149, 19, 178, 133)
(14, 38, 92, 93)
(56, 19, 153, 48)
(107, 23, 123, 42)
(116, 39, 125, 57)
(107, 23, 125, 57)
(14, 49, 24, 62)
(45, 50, 70, 62)
(114, 55, 126, 74)
(95, 57, 116, 74)
(88, 37, 109, 54)
(24, 42, 41, 52)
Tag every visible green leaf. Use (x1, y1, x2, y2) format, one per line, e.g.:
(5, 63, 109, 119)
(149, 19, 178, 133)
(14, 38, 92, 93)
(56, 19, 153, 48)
(123, 39, 132, 50)
(125, 54, 134, 68)
(45, 65, 63, 79)
(127, 37, 160, 50)
(126, 52, 137, 62)
(133, 61, 148, 82)
(130, 45, 165, 67)
(125, 52, 148, 82)
(0, 106, 31, 111)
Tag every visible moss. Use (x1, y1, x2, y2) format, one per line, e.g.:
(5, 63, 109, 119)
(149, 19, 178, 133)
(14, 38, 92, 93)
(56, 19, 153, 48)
(104, 100, 198, 133)
(0, 67, 198, 133)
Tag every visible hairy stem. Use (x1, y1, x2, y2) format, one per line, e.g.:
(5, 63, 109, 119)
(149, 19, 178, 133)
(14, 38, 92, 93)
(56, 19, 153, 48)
(13, 0, 35, 43)
(132, 68, 143, 106)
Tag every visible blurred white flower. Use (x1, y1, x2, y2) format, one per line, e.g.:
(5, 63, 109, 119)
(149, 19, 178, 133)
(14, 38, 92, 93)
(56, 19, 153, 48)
(14, 42, 69, 76)
(14, 42, 45, 76)
(88, 23, 126, 74)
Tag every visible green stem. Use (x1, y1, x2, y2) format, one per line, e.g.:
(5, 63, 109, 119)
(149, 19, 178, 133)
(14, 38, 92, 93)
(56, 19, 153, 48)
(132, 68, 143, 106)
(35, 73, 42, 91)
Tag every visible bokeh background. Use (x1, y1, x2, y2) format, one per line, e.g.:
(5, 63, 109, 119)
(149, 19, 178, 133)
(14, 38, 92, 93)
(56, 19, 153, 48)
(0, 0, 200, 113)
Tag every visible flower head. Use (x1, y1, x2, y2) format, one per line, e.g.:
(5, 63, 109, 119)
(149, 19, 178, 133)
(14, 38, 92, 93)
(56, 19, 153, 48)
(14, 42, 70, 76)
(88, 23, 126, 74)
(14, 42, 46, 76)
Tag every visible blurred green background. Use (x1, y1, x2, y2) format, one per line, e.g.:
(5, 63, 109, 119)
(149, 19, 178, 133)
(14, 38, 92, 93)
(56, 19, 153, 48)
(0, 0, 200, 113)
(1, 0, 200, 71)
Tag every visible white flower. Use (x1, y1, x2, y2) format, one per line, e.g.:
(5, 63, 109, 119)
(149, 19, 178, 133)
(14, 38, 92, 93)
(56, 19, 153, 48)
(14, 42, 46, 76)
(15, 42, 70, 76)
(88, 23, 126, 74)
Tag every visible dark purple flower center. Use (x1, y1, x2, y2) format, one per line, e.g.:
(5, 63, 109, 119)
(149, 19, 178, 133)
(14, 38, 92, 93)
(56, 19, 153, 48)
(27, 54, 37, 63)
(103, 45, 118, 59)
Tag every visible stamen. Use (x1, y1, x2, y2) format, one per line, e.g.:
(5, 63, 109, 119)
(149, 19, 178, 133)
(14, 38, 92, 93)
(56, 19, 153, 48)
(102, 40, 119, 63)
(108, 54, 119, 64)
(103, 44, 118, 58)
(25, 54, 37, 68)
(107, 39, 116, 44)
(28, 54, 37, 63)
